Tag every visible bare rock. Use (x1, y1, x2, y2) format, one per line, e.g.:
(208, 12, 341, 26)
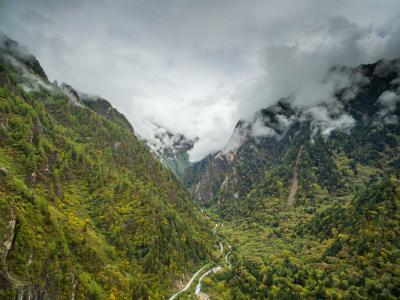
(0, 166, 10, 175)
(113, 141, 121, 151)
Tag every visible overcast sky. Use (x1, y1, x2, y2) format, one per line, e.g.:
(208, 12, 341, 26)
(1, 0, 400, 161)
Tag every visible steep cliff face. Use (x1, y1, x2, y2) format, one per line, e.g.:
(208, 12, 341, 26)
(193, 153, 231, 205)
(0, 37, 213, 299)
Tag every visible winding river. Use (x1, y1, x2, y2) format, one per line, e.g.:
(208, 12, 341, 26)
(169, 223, 232, 299)
(225, 245, 232, 268)
(169, 265, 207, 300)
(195, 266, 222, 295)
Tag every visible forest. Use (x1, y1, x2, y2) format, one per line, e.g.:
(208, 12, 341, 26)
(0, 49, 215, 299)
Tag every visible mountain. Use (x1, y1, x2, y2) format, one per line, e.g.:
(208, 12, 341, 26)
(138, 123, 197, 179)
(188, 59, 400, 212)
(0, 36, 214, 299)
(183, 59, 400, 298)
(2, 34, 400, 299)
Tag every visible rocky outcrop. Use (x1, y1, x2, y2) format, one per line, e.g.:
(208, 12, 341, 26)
(0, 207, 18, 291)
(0, 166, 10, 175)
(113, 141, 121, 151)
(193, 153, 231, 204)
(286, 144, 303, 208)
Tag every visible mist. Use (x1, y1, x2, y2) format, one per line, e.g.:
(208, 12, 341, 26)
(1, 0, 399, 161)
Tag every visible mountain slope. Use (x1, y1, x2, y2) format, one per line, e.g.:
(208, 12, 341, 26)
(183, 59, 400, 299)
(0, 37, 213, 299)
(203, 175, 400, 299)
(189, 59, 400, 216)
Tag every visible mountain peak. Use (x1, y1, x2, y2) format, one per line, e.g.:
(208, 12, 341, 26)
(138, 122, 198, 178)
(0, 35, 48, 81)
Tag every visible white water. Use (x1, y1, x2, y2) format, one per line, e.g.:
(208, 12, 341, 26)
(195, 266, 222, 295)
(225, 245, 232, 268)
(169, 265, 207, 300)
(169, 223, 231, 298)
(212, 223, 218, 234)
(195, 232, 233, 295)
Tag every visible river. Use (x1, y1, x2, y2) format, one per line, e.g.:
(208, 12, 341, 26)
(169, 223, 232, 299)
(169, 265, 207, 300)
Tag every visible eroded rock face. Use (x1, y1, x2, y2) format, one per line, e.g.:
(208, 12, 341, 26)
(0, 166, 10, 175)
(198, 292, 210, 300)
(0, 208, 16, 292)
(194, 154, 231, 204)
(113, 141, 121, 151)
(2, 218, 16, 254)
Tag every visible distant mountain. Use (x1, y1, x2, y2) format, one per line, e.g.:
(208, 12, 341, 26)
(138, 123, 198, 179)
(0, 36, 213, 299)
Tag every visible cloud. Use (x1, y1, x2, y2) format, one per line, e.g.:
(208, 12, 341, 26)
(188, 138, 224, 163)
(223, 15, 400, 154)
(306, 106, 355, 136)
(377, 91, 400, 124)
(250, 118, 277, 138)
(0, 52, 53, 92)
(375, 61, 400, 124)
(0, 0, 399, 161)
(233, 15, 400, 120)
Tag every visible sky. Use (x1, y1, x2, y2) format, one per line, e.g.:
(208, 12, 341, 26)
(1, 0, 400, 161)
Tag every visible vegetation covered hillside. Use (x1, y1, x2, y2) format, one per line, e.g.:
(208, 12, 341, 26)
(201, 175, 400, 299)
(0, 37, 213, 299)
(184, 59, 400, 299)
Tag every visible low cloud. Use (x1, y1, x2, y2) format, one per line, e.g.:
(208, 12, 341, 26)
(306, 106, 355, 136)
(0, 52, 53, 92)
(233, 16, 400, 122)
(250, 118, 277, 138)
(377, 91, 400, 124)
(218, 15, 400, 156)
(1, 1, 399, 162)
(189, 138, 224, 163)
(373, 60, 400, 124)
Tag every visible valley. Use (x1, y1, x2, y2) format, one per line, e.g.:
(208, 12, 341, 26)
(168, 221, 233, 300)
(1, 34, 400, 300)
(161, 59, 400, 299)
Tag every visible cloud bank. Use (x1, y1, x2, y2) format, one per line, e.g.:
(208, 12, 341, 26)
(0, 0, 399, 161)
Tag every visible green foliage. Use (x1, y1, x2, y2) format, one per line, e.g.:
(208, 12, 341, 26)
(0, 59, 213, 299)
(190, 60, 400, 299)
(200, 176, 400, 299)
